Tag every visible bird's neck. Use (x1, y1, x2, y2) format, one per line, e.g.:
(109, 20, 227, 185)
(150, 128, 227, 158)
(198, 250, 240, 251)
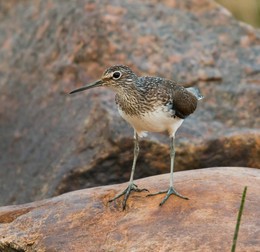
(115, 85, 147, 116)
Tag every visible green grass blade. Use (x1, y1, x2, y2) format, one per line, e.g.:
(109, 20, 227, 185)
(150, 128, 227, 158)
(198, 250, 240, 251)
(231, 186, 247, 252)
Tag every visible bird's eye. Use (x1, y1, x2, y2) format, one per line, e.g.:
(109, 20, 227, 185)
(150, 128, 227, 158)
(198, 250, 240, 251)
(112, 71, 121, 79)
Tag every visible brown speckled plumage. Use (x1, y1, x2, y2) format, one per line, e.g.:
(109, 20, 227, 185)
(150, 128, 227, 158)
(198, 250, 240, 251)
(110, 66, 200, 119)
(70, 65, 203, 135)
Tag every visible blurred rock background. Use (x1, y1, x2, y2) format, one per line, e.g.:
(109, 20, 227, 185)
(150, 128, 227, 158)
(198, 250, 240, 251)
(0, 0, 259, 206)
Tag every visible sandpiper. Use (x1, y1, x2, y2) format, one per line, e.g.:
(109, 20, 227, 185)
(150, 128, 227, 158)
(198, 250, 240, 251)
(70, 65, 203, 210)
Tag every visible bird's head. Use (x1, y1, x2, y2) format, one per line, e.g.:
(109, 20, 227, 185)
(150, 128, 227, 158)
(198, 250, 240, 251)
(69, 65, 138, 94)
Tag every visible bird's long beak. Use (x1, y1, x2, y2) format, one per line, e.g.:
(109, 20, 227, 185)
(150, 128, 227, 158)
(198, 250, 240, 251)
(69, 80, 103, 94)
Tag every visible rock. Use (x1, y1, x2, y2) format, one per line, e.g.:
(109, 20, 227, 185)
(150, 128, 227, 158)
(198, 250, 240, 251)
(0, 0, 259, 206)
(0, 167, 259, 251)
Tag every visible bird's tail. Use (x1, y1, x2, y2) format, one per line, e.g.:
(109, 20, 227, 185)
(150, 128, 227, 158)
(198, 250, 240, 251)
(186, 87, 204, 100)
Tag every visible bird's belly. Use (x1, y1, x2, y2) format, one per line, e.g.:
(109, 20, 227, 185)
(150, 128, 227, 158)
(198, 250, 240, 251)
(118, 108, 184, 137)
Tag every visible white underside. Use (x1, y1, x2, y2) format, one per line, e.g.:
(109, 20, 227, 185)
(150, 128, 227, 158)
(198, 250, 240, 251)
(118, 107, 184, 138)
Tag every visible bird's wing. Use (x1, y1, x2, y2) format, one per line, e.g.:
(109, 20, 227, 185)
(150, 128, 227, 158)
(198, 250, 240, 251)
(162, 80, 198, 119)
(171, 87, 198, 118)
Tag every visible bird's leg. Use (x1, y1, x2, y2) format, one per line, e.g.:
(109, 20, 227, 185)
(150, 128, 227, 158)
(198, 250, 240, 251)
(147, 136, 188, 206)
(109, 132, 148, 210)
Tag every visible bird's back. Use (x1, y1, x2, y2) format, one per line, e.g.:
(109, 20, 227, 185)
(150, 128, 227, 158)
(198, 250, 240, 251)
(138, 76, 201, 119)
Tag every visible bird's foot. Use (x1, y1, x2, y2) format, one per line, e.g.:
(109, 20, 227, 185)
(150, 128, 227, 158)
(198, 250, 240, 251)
(147, 186, 189, 206)
(109, 183, 149, 210)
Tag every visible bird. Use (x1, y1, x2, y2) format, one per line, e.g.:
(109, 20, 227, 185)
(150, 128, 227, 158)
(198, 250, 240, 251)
(69, 65, 203, 210)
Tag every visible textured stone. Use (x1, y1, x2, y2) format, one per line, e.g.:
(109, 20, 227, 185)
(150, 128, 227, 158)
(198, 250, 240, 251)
(0, 0, 259, 206)
(0, 167, 259, 252)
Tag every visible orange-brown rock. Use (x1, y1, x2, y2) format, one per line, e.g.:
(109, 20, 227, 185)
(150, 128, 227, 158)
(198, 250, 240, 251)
(0, 167, 259, 252)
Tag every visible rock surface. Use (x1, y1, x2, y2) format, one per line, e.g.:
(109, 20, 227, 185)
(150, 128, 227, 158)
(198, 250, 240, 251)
(0, 0, 260, 206)
(0, 167, 259, 252)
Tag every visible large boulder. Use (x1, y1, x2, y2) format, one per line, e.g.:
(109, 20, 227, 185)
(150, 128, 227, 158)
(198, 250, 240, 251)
(0, 167, 259, 251)
(0, 0, 259, 206)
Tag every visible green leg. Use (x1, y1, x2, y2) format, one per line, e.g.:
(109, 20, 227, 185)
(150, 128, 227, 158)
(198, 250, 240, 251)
(147, 136, 188, 206)
(109, 132, 148, 210)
